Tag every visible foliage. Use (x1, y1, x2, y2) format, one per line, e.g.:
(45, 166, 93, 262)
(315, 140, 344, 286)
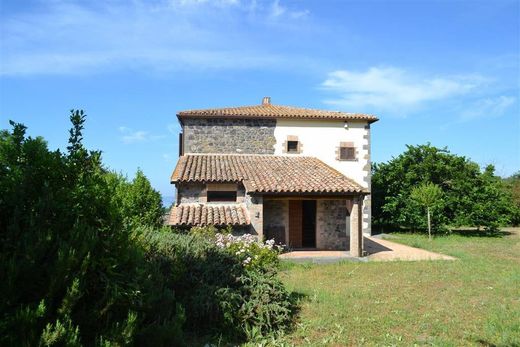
(503, 171, 520, 226)
(105, 170, 164, 229)
(217, 269, 294, 340)
(138, 227, 295, 342)
(0, 112, 180, 346)
(372, 144, 517, 232)
(410, 182, 444, 238)
(0, 111, 296, 345)
(1, 111, 144, 346)
(214, 233, 282, 271)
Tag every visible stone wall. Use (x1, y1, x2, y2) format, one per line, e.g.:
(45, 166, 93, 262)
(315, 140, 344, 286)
(177, 183, 206, 203)
(263, 199, 288, 244)
(316, 199, 348, 250)
(177, 182, 246, 203)
(245, 194, 263, 239)
(183, 118, 276, 154)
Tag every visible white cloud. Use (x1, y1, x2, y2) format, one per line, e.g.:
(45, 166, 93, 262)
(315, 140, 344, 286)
(460, 96, 516, 121)
(0, 0, 308, 76)
(119, 126, 165, 144)
(322, 67, 484, 115)
(269, 0, 309, 19)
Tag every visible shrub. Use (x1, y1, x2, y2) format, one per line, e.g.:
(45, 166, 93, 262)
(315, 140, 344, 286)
(137, 227, 294, 342)
(214, 233, 282, 271)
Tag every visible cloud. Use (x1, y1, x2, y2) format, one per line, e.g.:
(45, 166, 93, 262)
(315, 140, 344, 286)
(269, 0, 309, 19)
(321, 67, 484, 115)
(460, 96, 516, 121)
(119, 126, 165, 144)
(0, 0, 308, 76)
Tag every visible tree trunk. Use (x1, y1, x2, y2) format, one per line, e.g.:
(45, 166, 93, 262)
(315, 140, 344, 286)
(427, 206, 432, 241)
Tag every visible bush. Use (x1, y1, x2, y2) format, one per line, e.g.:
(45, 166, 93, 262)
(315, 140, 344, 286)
(0, 112, 156, 346)
(1, 112, 295, 346)
(137, 227, 294, 342)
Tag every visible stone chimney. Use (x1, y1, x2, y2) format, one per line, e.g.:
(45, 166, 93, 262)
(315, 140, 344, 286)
(262, 96, 271, 105)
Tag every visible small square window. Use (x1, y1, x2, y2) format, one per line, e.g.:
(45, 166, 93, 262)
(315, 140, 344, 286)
(340, 146, 356, 160)
(287, 140, 299, 153)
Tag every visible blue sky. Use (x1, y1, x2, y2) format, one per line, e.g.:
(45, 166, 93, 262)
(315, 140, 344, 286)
(1, 0, 519, 200)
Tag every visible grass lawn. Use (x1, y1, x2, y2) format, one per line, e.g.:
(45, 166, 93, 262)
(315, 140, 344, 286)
(275, 229, 520, 346)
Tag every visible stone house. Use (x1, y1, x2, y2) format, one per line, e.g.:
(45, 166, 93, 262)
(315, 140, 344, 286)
(167, 97, 378, 256)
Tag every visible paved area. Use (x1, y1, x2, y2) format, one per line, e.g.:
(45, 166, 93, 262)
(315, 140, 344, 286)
(279, 236, 456, 263)
(365, 236, 455, 261)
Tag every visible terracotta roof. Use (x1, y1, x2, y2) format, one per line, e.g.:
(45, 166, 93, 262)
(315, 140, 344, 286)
(168, 203, 250, 226)
(177, 102, 378, 123)
(171, 154, 366, 194)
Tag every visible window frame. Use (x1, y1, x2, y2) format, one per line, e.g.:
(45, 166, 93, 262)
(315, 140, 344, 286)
(287, 140, 299, 153)
(337, 142, 357, 161)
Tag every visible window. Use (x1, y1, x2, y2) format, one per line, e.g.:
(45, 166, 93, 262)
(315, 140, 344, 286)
(207, 190, 237, 202)
(287, 140, 299, 153)
(206, 183, 237, 202)
(338, 142, 356, 160)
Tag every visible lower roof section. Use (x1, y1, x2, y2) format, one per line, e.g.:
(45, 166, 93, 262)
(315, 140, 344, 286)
(168, 203, 250, 227)
(171, 154, 367, 194)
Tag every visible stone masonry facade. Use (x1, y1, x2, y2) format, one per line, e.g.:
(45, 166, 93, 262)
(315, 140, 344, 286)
(316, 199, 348, 250)
(263, 199, 288, 244)
(183, 118, 276, 154)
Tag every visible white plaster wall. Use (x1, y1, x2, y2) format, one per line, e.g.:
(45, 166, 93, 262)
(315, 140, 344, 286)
(273, 119, 371, 234)
(274, 119, 368, 187)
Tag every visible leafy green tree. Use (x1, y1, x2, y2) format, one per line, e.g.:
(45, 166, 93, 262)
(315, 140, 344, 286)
(106, 169, 164, 229)
(410, 183, 443, 239)
(503, 172, 520, 226)
(372, 144, 516, 232)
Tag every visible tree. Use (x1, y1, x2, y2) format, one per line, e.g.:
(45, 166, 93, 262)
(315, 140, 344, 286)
(0, 111, 176, 346)
(503, 171, 520, 226)
(106, 169, 164, 229)
(372, 144, 517, 232)
(411, 183, 443, 239)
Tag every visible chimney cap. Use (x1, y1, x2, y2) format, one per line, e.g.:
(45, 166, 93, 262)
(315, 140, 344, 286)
(262, 96, 271, 105)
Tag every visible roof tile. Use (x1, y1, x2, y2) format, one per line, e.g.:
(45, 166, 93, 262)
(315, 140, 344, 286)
(168, 203, 250, 226)
(171, 154, 366, 194)
(178, 103, 378, 122)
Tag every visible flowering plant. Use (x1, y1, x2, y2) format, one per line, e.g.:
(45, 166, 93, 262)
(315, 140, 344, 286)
(214, 233, 283, 270)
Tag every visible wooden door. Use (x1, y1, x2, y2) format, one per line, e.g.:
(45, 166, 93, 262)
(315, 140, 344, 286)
(289, 200, 302, 248)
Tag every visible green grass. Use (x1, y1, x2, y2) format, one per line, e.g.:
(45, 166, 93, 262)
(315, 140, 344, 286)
(272, 229, 520, 346)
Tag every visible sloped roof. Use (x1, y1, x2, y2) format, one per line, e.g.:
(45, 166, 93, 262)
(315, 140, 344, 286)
(177, 102, 378, 123)
(171, 154, 366, 194)
(168, 203, 249, 226)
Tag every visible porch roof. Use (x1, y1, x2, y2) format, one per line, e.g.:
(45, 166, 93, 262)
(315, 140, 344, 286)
(171, 154, 366, 194)
(167, 203, 250, 226)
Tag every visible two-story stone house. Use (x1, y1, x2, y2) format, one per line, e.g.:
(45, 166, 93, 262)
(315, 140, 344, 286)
(167, 97, 378, 256)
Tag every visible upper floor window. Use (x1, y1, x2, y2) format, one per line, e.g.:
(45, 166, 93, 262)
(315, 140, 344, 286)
(287, 140, 299, 153)
(337, 142, 356, 161)
(283, 135, 302, 154)
(206, 183, 237, 202)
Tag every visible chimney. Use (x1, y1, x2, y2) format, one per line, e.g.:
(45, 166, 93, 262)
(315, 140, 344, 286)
(262, 96, 271, 105)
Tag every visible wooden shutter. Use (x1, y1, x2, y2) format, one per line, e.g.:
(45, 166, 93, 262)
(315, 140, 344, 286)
(289, 200, 302, 248)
